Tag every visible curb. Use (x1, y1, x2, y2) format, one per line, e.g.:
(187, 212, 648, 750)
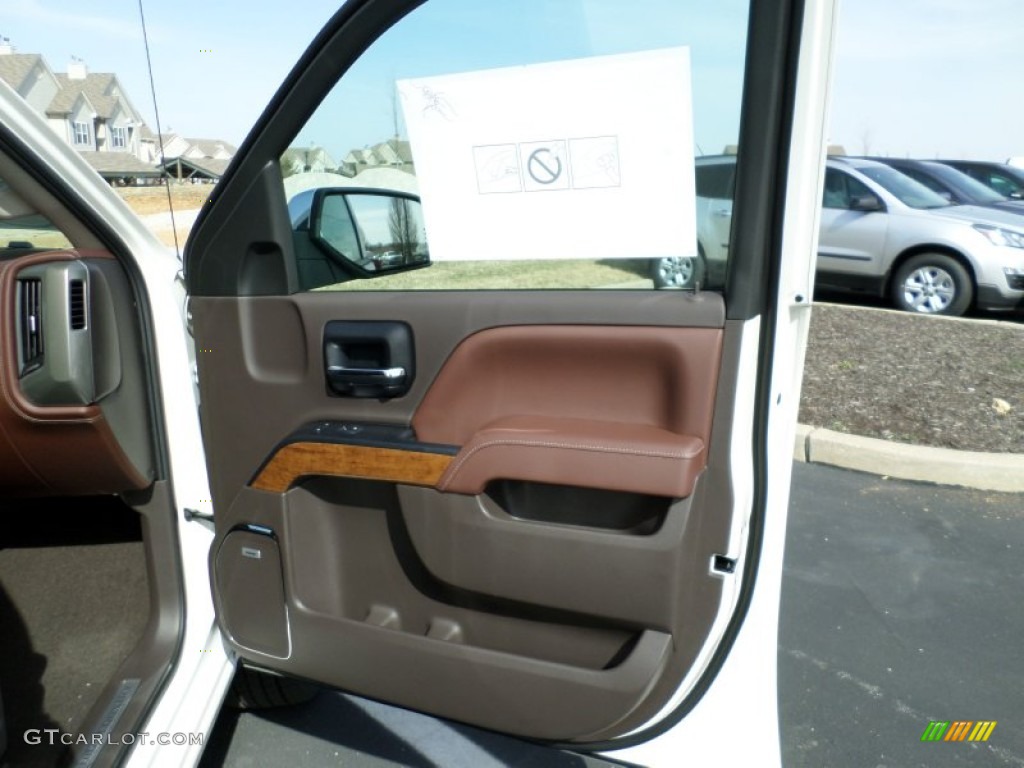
(793, 424, 1024, 493)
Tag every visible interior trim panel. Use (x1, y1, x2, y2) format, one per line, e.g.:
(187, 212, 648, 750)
(252, 441, 453, 493)
(400, 485, 693, 628)
(437, 415, 705, 498)
(0, 250, 153, 495)
(200, 290, 735, 742)
(412, 325, 722, 448)
(213, 481, 674, 740)
(193, 291, 724, 511)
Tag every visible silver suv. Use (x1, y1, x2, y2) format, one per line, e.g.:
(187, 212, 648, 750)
(667, 155, 1024, 315)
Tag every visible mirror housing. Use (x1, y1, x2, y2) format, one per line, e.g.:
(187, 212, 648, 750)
(307, 188, 430, 278)
(849, 193, 884, 213)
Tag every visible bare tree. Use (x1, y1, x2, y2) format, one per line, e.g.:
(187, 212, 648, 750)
(279, 149, 304, 178)
(388, 197, 419, 264)
(860, 128, 873, 156)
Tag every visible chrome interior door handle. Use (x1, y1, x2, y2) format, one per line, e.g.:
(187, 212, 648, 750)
(323, 320, 415, 398)
(326, 365, 407, 397)
(327, 365, 406, 381)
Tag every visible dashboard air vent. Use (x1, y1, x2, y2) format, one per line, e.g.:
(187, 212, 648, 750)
(18, 278, 44, 374)
(69, 279, 86, 330)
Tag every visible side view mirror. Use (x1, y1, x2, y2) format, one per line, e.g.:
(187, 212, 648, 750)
(849, 193, 883, 213)
(309, 188, 430, 276)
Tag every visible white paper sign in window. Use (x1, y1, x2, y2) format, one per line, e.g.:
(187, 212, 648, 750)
(398, 48, 696, 261)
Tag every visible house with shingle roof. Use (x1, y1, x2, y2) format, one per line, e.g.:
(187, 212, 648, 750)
(145, 134, 237, 181)
(281, 146, 337, 176)
(159, 155, 232, 183)
(185, 138, 236, 161)
(152, 135, 237, 162)
(0, 47, 154, 181)
(0, 45, 231, 183)
(49, 63, 149, 159)
(77, 151, 161, 180)
(143, 132, 191, 163)
(339, 137, 414, 177)
(0, 52, 61, 115)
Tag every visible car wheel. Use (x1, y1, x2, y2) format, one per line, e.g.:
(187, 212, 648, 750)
(227, 666, 321, 710)
(650, 253, 704, 289)
(891, 253, 972, 316)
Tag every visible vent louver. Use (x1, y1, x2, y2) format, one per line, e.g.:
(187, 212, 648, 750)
(69, 279, 86, 330)
(18, 278, 43, 374)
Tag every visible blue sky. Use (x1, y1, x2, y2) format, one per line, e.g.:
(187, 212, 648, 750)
(828, 0, 1024, 161)
(291, 0, 749, 161)
(3, 0, 1022, 161)
(4, 0, 341, 143)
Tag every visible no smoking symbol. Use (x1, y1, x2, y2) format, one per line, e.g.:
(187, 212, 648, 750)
(527, 148, 562, 185)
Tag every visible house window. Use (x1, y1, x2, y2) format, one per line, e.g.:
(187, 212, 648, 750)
(111, 125, 127, 150)
(73, 121, 91, 146)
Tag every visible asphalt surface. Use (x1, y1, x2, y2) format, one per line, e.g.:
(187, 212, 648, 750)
(780, 463, 1024, 768)
(200, 463, 1024, 767)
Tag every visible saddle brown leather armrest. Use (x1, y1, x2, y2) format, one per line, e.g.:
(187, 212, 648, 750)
(437, 415, 705, 499)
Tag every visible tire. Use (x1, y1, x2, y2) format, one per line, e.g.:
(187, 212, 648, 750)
(890, 253, 973, 316)
(650, 253, 705, 289)
(227, 666, 321, 710)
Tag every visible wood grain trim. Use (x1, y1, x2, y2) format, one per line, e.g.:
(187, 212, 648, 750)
(251, 442, 453, 493)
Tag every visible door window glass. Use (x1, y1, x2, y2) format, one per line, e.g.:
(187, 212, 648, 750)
(0, 177, 73, 253)
(823, 168, 872, 210)
(986, 171, 1023, 198)
(282, 0, 751, 292)
(695, 163, 736, 200)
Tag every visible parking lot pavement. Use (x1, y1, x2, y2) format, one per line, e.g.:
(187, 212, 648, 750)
(199, 463, 1024, 767)
(780, 462, 1024, 768)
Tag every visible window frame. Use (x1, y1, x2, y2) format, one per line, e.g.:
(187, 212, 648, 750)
(186, 0, 807, 326)
(110, 125, 127, 150)
(72, 121, 91, 147)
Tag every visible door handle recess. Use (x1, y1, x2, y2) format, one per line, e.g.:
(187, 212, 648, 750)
(327, 365, 407, 397)
(323, 321, 414, 398)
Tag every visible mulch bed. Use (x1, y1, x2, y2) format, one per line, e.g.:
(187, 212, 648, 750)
(799, 304, 1024, 453)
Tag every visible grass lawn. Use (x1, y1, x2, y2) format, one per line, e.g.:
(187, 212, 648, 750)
(319, 258, 653, 291)
(0, 227, 71, 250)
(116, 184, 213, 216)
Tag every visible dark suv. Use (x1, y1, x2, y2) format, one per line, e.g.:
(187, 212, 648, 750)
(937, 160, 1024, 201)
(869, 158, 1024, 216)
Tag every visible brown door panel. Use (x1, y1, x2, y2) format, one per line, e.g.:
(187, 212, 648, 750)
(413, 324, 722, 447)
(192, 290, 724, 512)
(277, 617, 671, 742)
(213, 481, 673, 741)
(436, 414, 706, 498)
(400, 485, 692, 628)
(247, 407, 711, 500)
(199, 290, 735, 741)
